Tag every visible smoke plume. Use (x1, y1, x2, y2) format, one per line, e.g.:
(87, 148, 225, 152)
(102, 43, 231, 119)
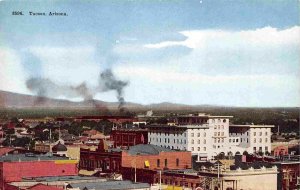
(26, 69, 129, 110)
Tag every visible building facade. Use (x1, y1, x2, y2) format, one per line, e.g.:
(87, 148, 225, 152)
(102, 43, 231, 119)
(148, 113, 274, 160)
(110, 129, 148, 148)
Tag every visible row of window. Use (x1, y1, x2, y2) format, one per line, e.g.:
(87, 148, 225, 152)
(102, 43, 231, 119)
(150, 138, 187, 144)
(156, 158, 180, 167)
(253, 138, 268, 143)
(214, 132, 224, 136)
(214, 125, 225, 130)
(191, 139, 206, 144)
(253, 131, 268, 136)
(214, 138, 224, 143)
(253, 146, 268, 152)
(190, 132, 206, 137)
(191, 147, 206, 151)
(211, 119, 227, 123)
(229, 138, 239, 143)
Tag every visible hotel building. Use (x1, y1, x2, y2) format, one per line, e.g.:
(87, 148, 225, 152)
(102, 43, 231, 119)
(147, 113, 274, 160)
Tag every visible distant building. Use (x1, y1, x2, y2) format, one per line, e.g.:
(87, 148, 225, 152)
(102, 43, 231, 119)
(273, 145, 289, 157)
(147, 113, 274, 160)
(110, 128, 148, 148)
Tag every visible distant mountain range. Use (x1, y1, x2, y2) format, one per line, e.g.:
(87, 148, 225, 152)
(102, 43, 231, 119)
(0, 90, 213, 110)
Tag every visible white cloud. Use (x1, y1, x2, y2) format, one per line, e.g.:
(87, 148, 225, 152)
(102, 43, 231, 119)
(28, 46, 101, 87)
(145, 26, 300, 49)
(0, 48, 29, 94)
(115, 26, 300, 106)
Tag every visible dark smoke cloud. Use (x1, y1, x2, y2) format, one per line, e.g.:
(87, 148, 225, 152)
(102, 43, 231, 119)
(99, 70, 128, 109)
(26, 69, 129, 110)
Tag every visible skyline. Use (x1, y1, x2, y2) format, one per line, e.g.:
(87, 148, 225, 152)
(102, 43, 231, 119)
(0, 0, 299, 107)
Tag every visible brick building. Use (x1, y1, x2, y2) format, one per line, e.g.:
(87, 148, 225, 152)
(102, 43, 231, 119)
(273, 145, 289, 157)
(80, 141, 191, 184)
(0, 153, 78, 190)
(274, 158, 300, 190)
(110, 129, 148, 148)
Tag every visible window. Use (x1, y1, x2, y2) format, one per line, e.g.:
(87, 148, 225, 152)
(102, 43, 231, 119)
(191, 147, 194, 151)
(198, 147, 200, 151)
(176, 158, 179, 166)
(221, 138, 224, 143)
(204, 132, 206, 137)
(253, 147, 256, 152)
(229, 139, 231, 143)
(259, 138, 262, 143)
(247, 138, 249, 143)
(203, 147, 206, 151)
(254, 132, 256, 136)
(265, 146, 268, 152)
(218, 132, 220, 136)
(221, 132, 224, 136)
(223, 119, 226, 123)
(198, 140, 200, 144)
(184, 140, 186, 144)
(233, 139, 235, 143)
(236, 139, 239, 142)
(265, 132, 268, 136)
(214, 132, 217, 136)
(197, 133, 200, 137)
(203, 139, 206, 144)
(191, 140, 194, 144)
(254, 138, 256, 143)
(174, 139, 176, 143)
(165, 159, 168, 167)
(214, 139, 217, 143)
(259, 132, 262, 136)
(157, 159, 160, 167)
(191, 133, 194, 137)
(265, 138, 268, 143)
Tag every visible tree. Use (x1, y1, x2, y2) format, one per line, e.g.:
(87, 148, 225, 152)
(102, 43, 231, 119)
(243, 151, 249, 156)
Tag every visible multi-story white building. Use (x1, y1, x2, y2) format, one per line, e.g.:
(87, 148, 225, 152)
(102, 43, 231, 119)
(147, 113, 274, 161)
(229, 124, 273, 155)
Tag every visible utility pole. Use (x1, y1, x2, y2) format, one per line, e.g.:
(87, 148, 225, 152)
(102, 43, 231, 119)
(159, 170, 162, 190)
(134, 154, 137, 183)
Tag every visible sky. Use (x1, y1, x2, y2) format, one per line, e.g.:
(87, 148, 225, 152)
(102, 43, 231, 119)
(0, 0, 299, 107)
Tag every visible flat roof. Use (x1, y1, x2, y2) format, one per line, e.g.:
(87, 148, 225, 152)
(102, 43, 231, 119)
(23, 175, 100, 182)
(178, 115, 233, 118)
(0, 153, 71, 162)
(69, 180, 150, 190)
(230, 124, 275, 128)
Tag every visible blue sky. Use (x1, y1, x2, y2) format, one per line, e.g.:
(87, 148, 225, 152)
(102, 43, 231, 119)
(0, 0, 299, 107)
